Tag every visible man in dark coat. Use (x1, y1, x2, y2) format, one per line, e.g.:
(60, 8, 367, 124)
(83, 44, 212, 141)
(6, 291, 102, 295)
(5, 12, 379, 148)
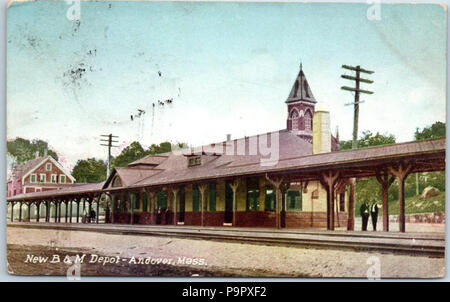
(360, 201, 370, 231)
(370, 199, 379, 231)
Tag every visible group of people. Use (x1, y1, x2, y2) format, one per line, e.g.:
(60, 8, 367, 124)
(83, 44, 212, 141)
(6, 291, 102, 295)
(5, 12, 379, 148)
(360, 199, 379, 231)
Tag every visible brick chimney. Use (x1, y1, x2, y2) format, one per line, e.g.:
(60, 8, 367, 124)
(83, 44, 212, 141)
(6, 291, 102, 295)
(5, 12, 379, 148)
(312, 110, 331, 154)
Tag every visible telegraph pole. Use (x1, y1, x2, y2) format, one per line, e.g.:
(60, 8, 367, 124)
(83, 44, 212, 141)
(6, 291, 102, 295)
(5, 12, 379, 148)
(100, 134, 119, 179)
(341, 65, 374, 149)
(341, 65, 374, 231)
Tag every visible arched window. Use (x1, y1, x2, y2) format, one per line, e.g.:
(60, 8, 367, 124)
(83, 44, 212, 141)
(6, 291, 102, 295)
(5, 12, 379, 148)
(290, 109, 299, 119)
(112, 176, 122, 187)
(304, 111, 312, 131)
(290, 109, 299, 131)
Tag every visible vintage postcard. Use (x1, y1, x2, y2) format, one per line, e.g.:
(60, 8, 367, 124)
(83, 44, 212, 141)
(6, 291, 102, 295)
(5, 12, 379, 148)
(6, 0, 446, 279)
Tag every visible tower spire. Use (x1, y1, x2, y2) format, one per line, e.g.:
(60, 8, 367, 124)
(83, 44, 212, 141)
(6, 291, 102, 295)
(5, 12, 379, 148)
(286, 64, 316, 141)
(286, 64, 316, 104)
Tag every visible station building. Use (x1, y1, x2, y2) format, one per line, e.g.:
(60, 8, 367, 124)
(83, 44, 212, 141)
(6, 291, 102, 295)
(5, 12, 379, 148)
(104, 66, 347, 228)
(7, 66, 445, 233)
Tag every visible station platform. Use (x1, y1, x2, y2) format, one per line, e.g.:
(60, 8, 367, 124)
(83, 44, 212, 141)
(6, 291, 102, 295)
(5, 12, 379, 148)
(7, 222, 445, 257)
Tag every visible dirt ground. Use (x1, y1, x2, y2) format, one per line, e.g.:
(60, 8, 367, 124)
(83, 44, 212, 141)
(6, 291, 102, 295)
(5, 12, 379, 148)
(6, 227, 445, 278)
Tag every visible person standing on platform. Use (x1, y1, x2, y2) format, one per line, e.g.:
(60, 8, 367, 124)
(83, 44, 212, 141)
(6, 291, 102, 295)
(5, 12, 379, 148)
(370, 199, 379, 231)
(360, 201, 370, 231)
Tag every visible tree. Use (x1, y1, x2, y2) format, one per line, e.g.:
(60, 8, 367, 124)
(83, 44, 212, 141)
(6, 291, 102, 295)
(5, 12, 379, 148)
(7, 137, 58, 164)
(111, 141, 188, 169)
(148, 142, 172, 155)
(414, 121, 445, 141)
(412, 121, 446, 195)
(71, 158, 107, 183)
(339, 130, 396, 150)
(113, 141, 149, 168)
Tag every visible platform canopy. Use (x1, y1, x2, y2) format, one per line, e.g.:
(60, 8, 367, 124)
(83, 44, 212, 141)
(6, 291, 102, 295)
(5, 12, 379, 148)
(7, 138, 445, 201)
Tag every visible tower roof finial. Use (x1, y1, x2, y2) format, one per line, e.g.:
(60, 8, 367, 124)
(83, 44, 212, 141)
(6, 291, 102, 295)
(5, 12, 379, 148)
(300, 61, 302, 70)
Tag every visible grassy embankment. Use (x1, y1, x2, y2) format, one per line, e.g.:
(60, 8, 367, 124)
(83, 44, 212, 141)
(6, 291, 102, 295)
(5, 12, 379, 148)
(355, 192, 445, 217)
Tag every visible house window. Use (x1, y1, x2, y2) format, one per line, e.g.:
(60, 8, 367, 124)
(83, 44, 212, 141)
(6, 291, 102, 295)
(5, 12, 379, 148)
(265, 187, 275, 211)
(39, 174, 46, 183)
(51, 174, 57, 183)
(59, 175, 66, 184)
(188, 156, 201, 167)
(157, 191, 167, 209)
(192, 185, 200, 212)
(287, 190, 302, 211)
(30, 174, 37, 183)
(45, 163, 52, 171)
(209, 182, 216, 211)
(246, 178, 259, 211)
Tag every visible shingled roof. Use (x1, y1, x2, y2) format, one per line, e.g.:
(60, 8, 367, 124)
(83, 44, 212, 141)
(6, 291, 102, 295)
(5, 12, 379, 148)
(286, 66, 317, 104)
(112, 137, 446, 190)
(9, 156, 47, 181)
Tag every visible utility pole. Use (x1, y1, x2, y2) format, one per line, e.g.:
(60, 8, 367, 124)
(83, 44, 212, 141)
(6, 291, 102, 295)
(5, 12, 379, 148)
(100, 134, 119, 179)
(341, 65, 374, 231)
(341, 65, 374, 149)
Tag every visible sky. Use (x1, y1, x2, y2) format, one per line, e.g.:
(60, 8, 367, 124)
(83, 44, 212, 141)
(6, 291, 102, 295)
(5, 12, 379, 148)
(7, 1, 447, 171)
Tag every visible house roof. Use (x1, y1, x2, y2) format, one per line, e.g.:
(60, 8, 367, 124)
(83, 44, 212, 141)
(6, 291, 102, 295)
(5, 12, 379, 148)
(19, 155, 76, 183)
(10, 157, 47, 180)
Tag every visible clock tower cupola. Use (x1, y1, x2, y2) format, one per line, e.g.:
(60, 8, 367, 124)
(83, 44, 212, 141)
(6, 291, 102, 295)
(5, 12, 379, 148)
(286, 64, 317, 142)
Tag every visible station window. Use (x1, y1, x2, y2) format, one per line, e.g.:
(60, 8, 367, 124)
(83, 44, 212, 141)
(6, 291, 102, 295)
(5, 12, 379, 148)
(209, 182, 216, 211)
(265, 187, 275, 211)
(192, 185, 200, 212)
(51, 174, 57, 183)
(188, 156, 201, 167)
(45, 163, 52, 171)
(59, 175, 66, 184)
(157, 191, 167, 210)
(339, 193, 345, 212)
(246, 178, 259, 211)
(112, 176, 121, 187)
(143, 193, 148, 212)
(132, 193, 139, 209)
(30, 174, 37, 183)
(287, 190, 302, 211)
(39, 174, 46, 183)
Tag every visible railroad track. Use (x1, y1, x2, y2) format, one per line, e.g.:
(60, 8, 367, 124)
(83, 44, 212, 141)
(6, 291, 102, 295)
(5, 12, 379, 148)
(8, 222, 445, 258)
